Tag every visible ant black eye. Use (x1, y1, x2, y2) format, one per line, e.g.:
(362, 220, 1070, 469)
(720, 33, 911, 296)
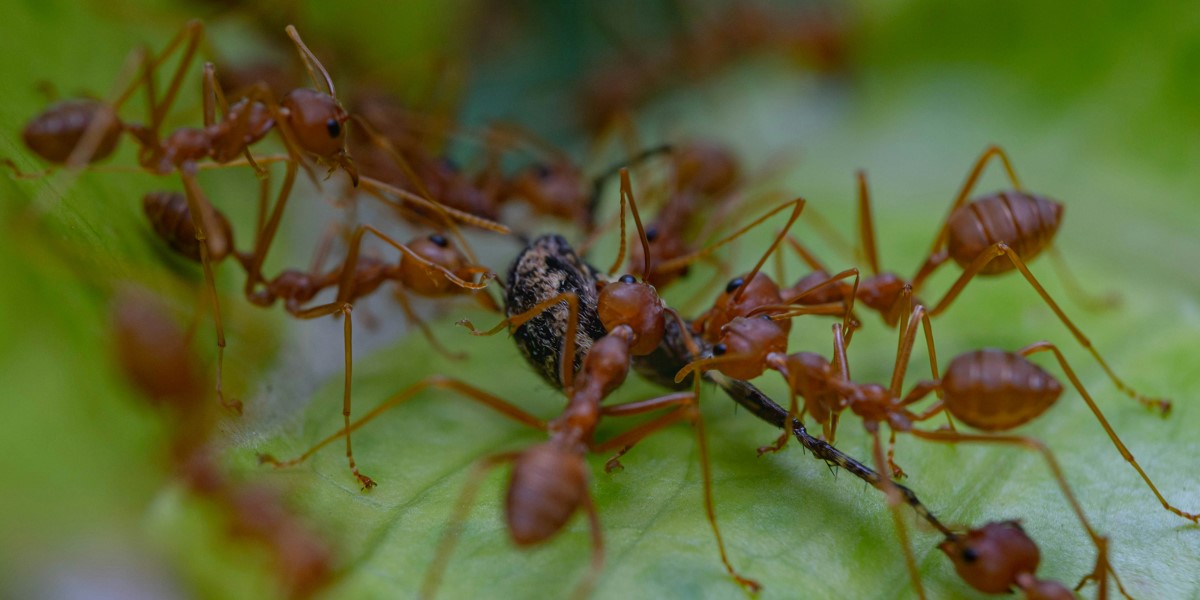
(429, 234, 448, 247)
(440, 156, 459, 172)
(619, 274, 637, 284)
(326, 118, 341, 138)
(961, 548, 978, 564)
(534, 163, 551, 178)
(645, 226, 659, 242)
(725, 277, 745, 294)
(713, 343, 727, 356)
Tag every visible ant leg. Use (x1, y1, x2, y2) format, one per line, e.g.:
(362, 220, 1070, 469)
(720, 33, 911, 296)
(870, 427, 927, 599)
(572, 489, 605, 600)
(887, 305, 935, 398)
(147, 20, 205, 140)
(259, 376, 545, 472)
(459, 291, 581, 391)
(347, 115, 478, 263)
(856, 170, 882, 275)
(773, 266, 862, 332)
(1020, 341, 1198, 523)
(784, 234, 832, 275)
(909, 429, 1133, 598)
(285, 25, 336, 97)
(357, 176, 511, 234)
(418, 451, 520, 600)
(653, 197, 806, 279)
(202, 63, 266, 177)
(914, 145, 1023, 284)
(286, 301, 375, 489)
(179, 170, 240, 414)
(608, 168, 653, 279)
(756, 358, 798, 456)
(927, 144, 1024, 255)
(1046, 246, 1122, 312)
(595, 392, 694, 471)
(929, 242, 1171, 415)
(393, 285, 467, 361)
(243, 160, 299, 294)
(599, 385, 760, 591)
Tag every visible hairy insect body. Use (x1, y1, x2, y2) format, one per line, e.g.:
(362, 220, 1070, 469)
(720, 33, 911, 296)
(505, 234, 607, 388)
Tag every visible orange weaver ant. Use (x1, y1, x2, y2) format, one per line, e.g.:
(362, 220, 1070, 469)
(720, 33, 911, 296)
(683, 292, 1195, 596)
(940, 521, 1108, 600)
(249, 217, 496, 489)
(780, 145, 1171, 416)
(110, 289, 333, 598)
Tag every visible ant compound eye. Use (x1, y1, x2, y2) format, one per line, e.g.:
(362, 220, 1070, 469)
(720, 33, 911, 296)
(534, 163, 551, 178)
(326, 118, 341, 138)
(961, 548, 978, 564)
(713, 343, 728, 356)
(440, 156, 459, 172)
(619, 274, 637, 284)
(725, 277, 745, 294)
(645, 226, 659, 241)
(429, 233, 449, 247)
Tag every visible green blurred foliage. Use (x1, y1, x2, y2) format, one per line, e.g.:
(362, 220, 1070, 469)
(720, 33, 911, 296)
(0, 0, 1198, 599)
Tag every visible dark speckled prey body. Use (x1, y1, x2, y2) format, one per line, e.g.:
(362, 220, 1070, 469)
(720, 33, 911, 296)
(505, 234, 608, 388)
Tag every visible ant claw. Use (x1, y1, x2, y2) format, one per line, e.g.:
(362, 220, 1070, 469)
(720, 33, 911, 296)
(604, 459, 624, 474)
(222, 398, 244, 415)
(756, 433, 789, 457)
(256, 453, 280, 467)
(1151, 398, 1172, 417)
(735, 575, 762, 594)
(357, 474, 377, 490)
(889, 463, 908, 480)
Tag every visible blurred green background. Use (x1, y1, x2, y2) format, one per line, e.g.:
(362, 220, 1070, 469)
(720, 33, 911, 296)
(0, 0, 1197, 598)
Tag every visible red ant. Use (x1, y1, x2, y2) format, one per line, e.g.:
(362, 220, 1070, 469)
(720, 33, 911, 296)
(258, 168, 761, 596)
(940, 520, 1112, 600)
(110, 288, 333, 599)
(239, 213, 496, 489)
(778, 146, 1169, 416)
(683, 296, 1194, 597)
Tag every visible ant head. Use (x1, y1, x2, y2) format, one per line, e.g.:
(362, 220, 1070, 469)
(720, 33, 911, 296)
(510, 163, 586, 221)
(705, 316, 787, 380)
(398, 234, 469, 297)
(700, 272, 787, 343)
(597, 276, 665, 355)
(281, 88, 351, 163)
(938, 521, 1040, 595)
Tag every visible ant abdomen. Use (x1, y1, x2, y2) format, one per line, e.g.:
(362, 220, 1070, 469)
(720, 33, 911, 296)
(946, 192, 1063, 274)
(506, 442, 588, 546)
(143, 191, 233, 263)
(23, 99, 123, 164)
(941, 349, 1063, 431)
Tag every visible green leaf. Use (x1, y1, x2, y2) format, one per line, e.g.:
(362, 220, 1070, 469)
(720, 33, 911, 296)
(1, 1, 1198, 599)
